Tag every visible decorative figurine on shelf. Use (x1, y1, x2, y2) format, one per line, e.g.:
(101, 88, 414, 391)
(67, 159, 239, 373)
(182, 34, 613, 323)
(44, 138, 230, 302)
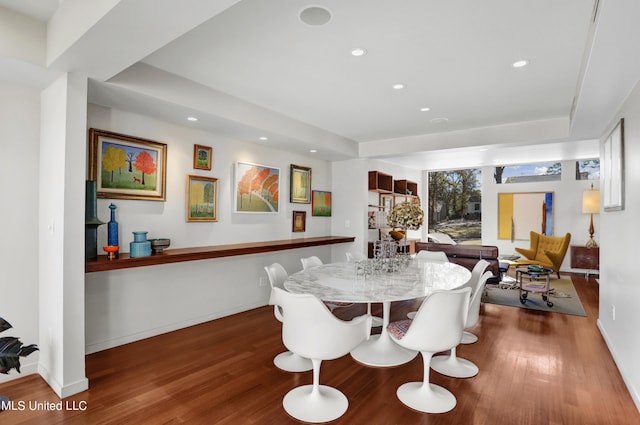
(103, 245, 119, 260)
(107, 203, 119, 258)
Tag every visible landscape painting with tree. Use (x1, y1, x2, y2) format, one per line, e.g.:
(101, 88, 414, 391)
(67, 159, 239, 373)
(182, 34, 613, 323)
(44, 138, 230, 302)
(89, 129, 167, 201)
(186, 175, 218, 222)
(235, 161, 280, 213)
(428, 168, 481, 243)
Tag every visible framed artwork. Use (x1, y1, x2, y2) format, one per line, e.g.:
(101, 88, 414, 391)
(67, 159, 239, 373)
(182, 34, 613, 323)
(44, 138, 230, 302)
(498, 192, 554, 240)
(186, 175, 218, 222)
(234, 161, 280, 213)
(193, 144, 212, 170)
(292, 211, 306, 232)
(312, 190, 332, 217)
(603, 118, 624, 211)
(89, 128, 167, 201)
(290, 164, 312, 203)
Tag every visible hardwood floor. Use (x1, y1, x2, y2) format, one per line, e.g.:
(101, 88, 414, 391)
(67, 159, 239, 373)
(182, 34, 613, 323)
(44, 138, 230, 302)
(1, 273, 639, 424)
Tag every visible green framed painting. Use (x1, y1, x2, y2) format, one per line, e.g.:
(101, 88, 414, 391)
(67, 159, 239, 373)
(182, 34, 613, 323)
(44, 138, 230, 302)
(312, 190, 332, 217)
(234, 161, 280, 213)
(290, 164, 312, 203)
(89, 128, 167, 201)
(186, 175, 218, 222)
(193, 144, 212, 170)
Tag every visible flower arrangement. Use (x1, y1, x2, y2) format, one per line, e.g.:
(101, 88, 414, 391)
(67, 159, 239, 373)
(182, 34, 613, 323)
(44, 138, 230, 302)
(387, 201, 424, 231)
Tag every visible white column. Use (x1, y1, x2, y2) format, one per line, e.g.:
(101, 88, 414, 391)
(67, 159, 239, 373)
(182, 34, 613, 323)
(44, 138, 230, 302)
(38, 72, 88, 398)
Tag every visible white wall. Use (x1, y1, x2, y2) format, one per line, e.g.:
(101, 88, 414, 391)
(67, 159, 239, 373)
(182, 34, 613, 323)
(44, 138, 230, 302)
(0, 83, 41, 383)
(481, 160, 600, 272)
(598, 80, 640, 410)
(85, 104, 342, 353)
(330, 158, 423, 263)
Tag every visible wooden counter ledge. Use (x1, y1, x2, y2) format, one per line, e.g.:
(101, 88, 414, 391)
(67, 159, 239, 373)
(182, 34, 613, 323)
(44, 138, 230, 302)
(85, 236, 355, 273)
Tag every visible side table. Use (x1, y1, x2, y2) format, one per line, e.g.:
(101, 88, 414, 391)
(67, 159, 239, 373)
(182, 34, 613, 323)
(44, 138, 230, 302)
(570, 245, 599, 278)
(516, 266, 554, 307)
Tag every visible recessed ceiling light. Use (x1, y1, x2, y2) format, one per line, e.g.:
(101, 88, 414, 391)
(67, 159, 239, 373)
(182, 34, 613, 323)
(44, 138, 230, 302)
(430, 117, 449, 124)
(420, 107, 431, 112)
(392, 83, 405, 90)
(512, 59, 529, 68)
(259, 136, 268, 141)
(310, 149, 317, 153)
(187, 116, 198, 121)
(350, 47, 367, 57)
(299, 6, 332, 26)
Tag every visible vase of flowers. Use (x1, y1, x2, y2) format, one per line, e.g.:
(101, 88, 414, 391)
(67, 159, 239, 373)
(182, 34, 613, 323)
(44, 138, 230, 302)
(387, 201, 424, 245)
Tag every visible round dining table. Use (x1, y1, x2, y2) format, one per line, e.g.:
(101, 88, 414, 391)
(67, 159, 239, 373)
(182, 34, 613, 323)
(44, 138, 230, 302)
(284, 259, 472, 367)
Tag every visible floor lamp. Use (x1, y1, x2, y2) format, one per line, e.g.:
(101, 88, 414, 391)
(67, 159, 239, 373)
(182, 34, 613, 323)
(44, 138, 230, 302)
(582, 184, 600, 248)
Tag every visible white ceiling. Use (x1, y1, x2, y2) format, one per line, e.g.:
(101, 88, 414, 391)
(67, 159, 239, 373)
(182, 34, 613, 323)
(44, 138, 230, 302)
(4, 0, 639, 170)
(143, 0, 594, 143)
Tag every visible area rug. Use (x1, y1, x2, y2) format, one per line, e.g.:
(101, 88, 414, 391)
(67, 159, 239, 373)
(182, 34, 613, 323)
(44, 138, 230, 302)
(482, 278, 587, 316)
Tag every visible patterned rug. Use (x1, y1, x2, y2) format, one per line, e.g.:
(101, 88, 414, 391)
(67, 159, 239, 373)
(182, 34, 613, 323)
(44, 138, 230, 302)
(481, 277, 587, 316)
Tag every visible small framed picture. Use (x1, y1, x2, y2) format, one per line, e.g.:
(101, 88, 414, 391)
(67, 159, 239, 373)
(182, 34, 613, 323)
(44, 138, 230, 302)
(290, 164, 312, 204)
(292, 211, 306, 232)
(186, 175, 218, 222)
(193, 144, 213, 170)
(312, 190, 332, 217)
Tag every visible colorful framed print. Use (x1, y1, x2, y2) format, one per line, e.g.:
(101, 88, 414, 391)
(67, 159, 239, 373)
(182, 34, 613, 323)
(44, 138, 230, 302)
(290, 164, 312, 204)
(292, 211, 306, 232)
(234, 161, 280, 213)
(312, 190, 332, 217)
(186, 175, 218, 222)
(89, 128, 167, 201)
(193, 144, 213, 170)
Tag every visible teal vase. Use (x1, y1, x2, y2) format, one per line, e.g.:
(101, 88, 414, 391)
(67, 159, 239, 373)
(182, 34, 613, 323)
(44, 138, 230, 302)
(130, 231, 151, 258)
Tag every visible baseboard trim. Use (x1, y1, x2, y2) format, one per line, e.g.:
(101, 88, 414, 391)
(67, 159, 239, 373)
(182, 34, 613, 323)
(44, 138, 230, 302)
(85, 302, 263, 354)
(597, 318, 640, 413)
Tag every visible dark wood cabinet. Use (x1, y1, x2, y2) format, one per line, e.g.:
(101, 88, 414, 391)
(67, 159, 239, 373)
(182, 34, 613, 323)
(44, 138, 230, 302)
(368, 171, 393, 193)
(570, 245, 599, 272)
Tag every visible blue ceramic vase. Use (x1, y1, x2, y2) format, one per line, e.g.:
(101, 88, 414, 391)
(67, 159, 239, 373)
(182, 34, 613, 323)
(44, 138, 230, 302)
(107, 203, 119, 248)
(130, 231, 151, 258)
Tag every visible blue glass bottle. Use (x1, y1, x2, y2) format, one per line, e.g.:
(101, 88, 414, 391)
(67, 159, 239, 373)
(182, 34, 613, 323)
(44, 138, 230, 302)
(107, 204, 119, 248)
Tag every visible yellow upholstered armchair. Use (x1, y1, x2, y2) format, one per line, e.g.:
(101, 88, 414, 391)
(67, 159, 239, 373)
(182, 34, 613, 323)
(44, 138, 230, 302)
(515, 231, 571, 278)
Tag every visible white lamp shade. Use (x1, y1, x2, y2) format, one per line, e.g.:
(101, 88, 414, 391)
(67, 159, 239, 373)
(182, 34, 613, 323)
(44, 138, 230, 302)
(582, 190, 600, 214)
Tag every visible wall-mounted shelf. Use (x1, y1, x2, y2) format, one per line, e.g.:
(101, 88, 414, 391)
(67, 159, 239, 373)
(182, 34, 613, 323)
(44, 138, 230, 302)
(368, 171, 393, 193)
(85, 236, 355, 273)
(394, 180, 418, 197)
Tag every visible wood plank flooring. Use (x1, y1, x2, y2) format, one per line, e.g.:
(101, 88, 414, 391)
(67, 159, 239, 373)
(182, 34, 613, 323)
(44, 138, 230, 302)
(1, 273, 639, 424)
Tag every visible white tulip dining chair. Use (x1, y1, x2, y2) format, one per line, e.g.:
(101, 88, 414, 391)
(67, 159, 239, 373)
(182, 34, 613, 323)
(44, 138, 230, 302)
(387, 287, 471, 413)
(430, 270, 493, 378)
(346, 251, 383, 328)
(265, 263, 313, 373)
(407, 250, 449, 319)
(414, 250, 449, 262)
(301, 256, 354, 312)
(427, 232, 457, 245)
(460, 259, 490, 344)
(271, 287, 372, 423)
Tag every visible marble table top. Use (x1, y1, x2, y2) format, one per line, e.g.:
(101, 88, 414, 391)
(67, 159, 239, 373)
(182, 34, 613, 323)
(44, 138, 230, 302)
(284, 260, 471, 303)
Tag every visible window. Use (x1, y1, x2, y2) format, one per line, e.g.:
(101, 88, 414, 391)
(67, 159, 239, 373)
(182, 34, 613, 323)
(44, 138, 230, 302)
(575, 159, 600, 180)
(494, 162, 561, 184)
(428, 168, 481, 243)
